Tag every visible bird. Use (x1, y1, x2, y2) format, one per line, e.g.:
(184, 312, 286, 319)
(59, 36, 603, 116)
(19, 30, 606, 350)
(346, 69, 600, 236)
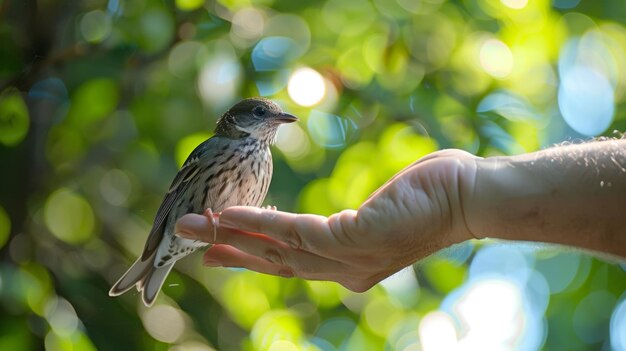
(109, 97, 298, 306)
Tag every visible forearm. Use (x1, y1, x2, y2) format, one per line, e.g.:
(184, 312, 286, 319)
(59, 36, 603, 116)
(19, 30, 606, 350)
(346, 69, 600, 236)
(466, 139, 626, 258)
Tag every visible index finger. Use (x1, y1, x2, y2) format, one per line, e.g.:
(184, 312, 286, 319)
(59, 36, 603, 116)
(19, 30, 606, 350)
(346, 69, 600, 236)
(219, 206, 334, 253)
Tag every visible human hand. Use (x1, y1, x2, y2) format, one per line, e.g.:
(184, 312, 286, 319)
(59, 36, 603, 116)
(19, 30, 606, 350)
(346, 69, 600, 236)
(176, 149, 479, 292)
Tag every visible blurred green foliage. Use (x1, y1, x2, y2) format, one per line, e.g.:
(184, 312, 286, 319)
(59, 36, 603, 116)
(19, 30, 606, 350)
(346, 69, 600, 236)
(1, 0, 626, 350)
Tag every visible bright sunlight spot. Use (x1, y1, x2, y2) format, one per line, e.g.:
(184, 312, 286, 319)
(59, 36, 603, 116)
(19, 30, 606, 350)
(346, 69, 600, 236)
(268, 340, 299, 351)
(197, 49, 242, 108)
(557, 36, 616, 136)
(500, 0, 528, 10)
(419, 311, 458, 351)
(611, 298, 626, 350)
(288, 67, 326, 106)
(480, 39, 514, 79)
(275, 123, 310, 160)
(456, 279, 524, 350)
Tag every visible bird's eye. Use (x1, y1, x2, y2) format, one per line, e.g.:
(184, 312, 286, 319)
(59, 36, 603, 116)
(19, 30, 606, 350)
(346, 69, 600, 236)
(252, 106, 267, 117)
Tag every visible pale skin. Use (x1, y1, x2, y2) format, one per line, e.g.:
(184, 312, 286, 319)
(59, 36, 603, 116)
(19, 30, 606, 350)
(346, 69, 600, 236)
(175, 139, 626, 292)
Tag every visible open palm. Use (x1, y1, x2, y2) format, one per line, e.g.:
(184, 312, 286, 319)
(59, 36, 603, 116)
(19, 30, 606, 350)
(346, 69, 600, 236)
(175, 149, 478, 291)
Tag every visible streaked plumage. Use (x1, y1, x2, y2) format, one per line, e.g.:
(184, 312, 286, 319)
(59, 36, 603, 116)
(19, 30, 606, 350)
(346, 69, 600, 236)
(109, 98, 298, 306)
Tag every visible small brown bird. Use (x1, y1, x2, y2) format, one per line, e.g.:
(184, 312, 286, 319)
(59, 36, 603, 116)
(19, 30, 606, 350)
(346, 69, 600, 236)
(109, 98, 298, 306)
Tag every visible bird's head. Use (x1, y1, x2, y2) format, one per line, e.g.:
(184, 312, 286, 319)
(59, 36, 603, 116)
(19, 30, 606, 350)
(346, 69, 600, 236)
(215, 98, 298, 143)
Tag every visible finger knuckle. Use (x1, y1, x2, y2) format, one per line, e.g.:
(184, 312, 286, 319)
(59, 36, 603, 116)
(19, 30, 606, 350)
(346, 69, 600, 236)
(264, 248, 288, 266)
(284, 220, 305, 250)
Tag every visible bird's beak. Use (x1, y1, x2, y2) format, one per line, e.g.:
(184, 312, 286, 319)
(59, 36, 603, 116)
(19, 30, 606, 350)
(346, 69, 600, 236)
(275, 112, 299, 123)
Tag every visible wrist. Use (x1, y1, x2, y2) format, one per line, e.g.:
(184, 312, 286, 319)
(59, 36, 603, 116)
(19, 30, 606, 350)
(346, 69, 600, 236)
(465, 140, 626, 258)
(437, 152, 483, 246)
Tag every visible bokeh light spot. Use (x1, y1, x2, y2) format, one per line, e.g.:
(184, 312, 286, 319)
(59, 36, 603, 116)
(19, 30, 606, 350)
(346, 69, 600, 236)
(534, 252, 582, 294)
(470, 245, 533, 285)
(419, 311, 458, 351)
(175, 0, 204, 11)
(175, 132, 212, 168)
(455, 279, 526, 350)
(423, 258, 467, 294)
(68, 78, 119, 125)
(0, 87, 29, 146)
(268, 340, 298, 351)
(553, 0, 582, 9)
(169, 342, 215, 351)
(251, 310, 302, 350)
(99, 169, 132, 206)
(197, 47, 242, 109)
(275, 123, 310, 160)
(501, 0, 528, 9)
(0, 205, 9, 250)
(231, 7, 265, 41)
(141, 305, 186, 343)
(305, 281, 342, 309)
(477, 90, 540, 123)
(363, 296, 404, 336)
(300, 178, 336, 216)
(107, 0, 121, 15)
(379, 124, 438, 172)
(223, 274, 271, 329)
(251, 37, 301, 72)
(45, 297, 79, 337)
(380, 268, 420, 308)
(255, 70, 290, 97)
(138, 8, 174, 53)
(80, 10, 112, 43)
(480, 39, 514, 79)
(322, 0, 375, 36)
(307, 111, 357, 149)
(288, 68, 326, 107)
(29, 78, 69, 105)
(44, 188, 95, 244)
(168, 41, 204, 78)
(315, 317, 357, 347)
(573, 290, 616, 343)
(558, 66, 614, 136)
(610, 298, 626, 350)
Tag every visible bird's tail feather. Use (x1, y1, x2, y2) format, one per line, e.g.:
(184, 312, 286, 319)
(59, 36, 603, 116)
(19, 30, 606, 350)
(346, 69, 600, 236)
(109, 256, 153, 297)
(140, 262, 174, 307)
(109, 253, 174, 307)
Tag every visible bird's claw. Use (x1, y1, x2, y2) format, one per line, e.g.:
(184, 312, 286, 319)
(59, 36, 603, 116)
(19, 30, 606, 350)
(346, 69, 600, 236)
(263, 205, 277, 211)
(204, 208, 219, 243)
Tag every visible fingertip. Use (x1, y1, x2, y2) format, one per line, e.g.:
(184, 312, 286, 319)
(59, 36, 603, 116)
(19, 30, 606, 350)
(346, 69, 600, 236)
(175, 213, 212, 241)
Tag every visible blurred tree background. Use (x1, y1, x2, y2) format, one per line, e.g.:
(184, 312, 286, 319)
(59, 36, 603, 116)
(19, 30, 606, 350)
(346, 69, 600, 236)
(1, 0, 626, 350)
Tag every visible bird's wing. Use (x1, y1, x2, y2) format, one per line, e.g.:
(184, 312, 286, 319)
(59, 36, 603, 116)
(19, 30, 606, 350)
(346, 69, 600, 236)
(140, 136, 222, 261)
